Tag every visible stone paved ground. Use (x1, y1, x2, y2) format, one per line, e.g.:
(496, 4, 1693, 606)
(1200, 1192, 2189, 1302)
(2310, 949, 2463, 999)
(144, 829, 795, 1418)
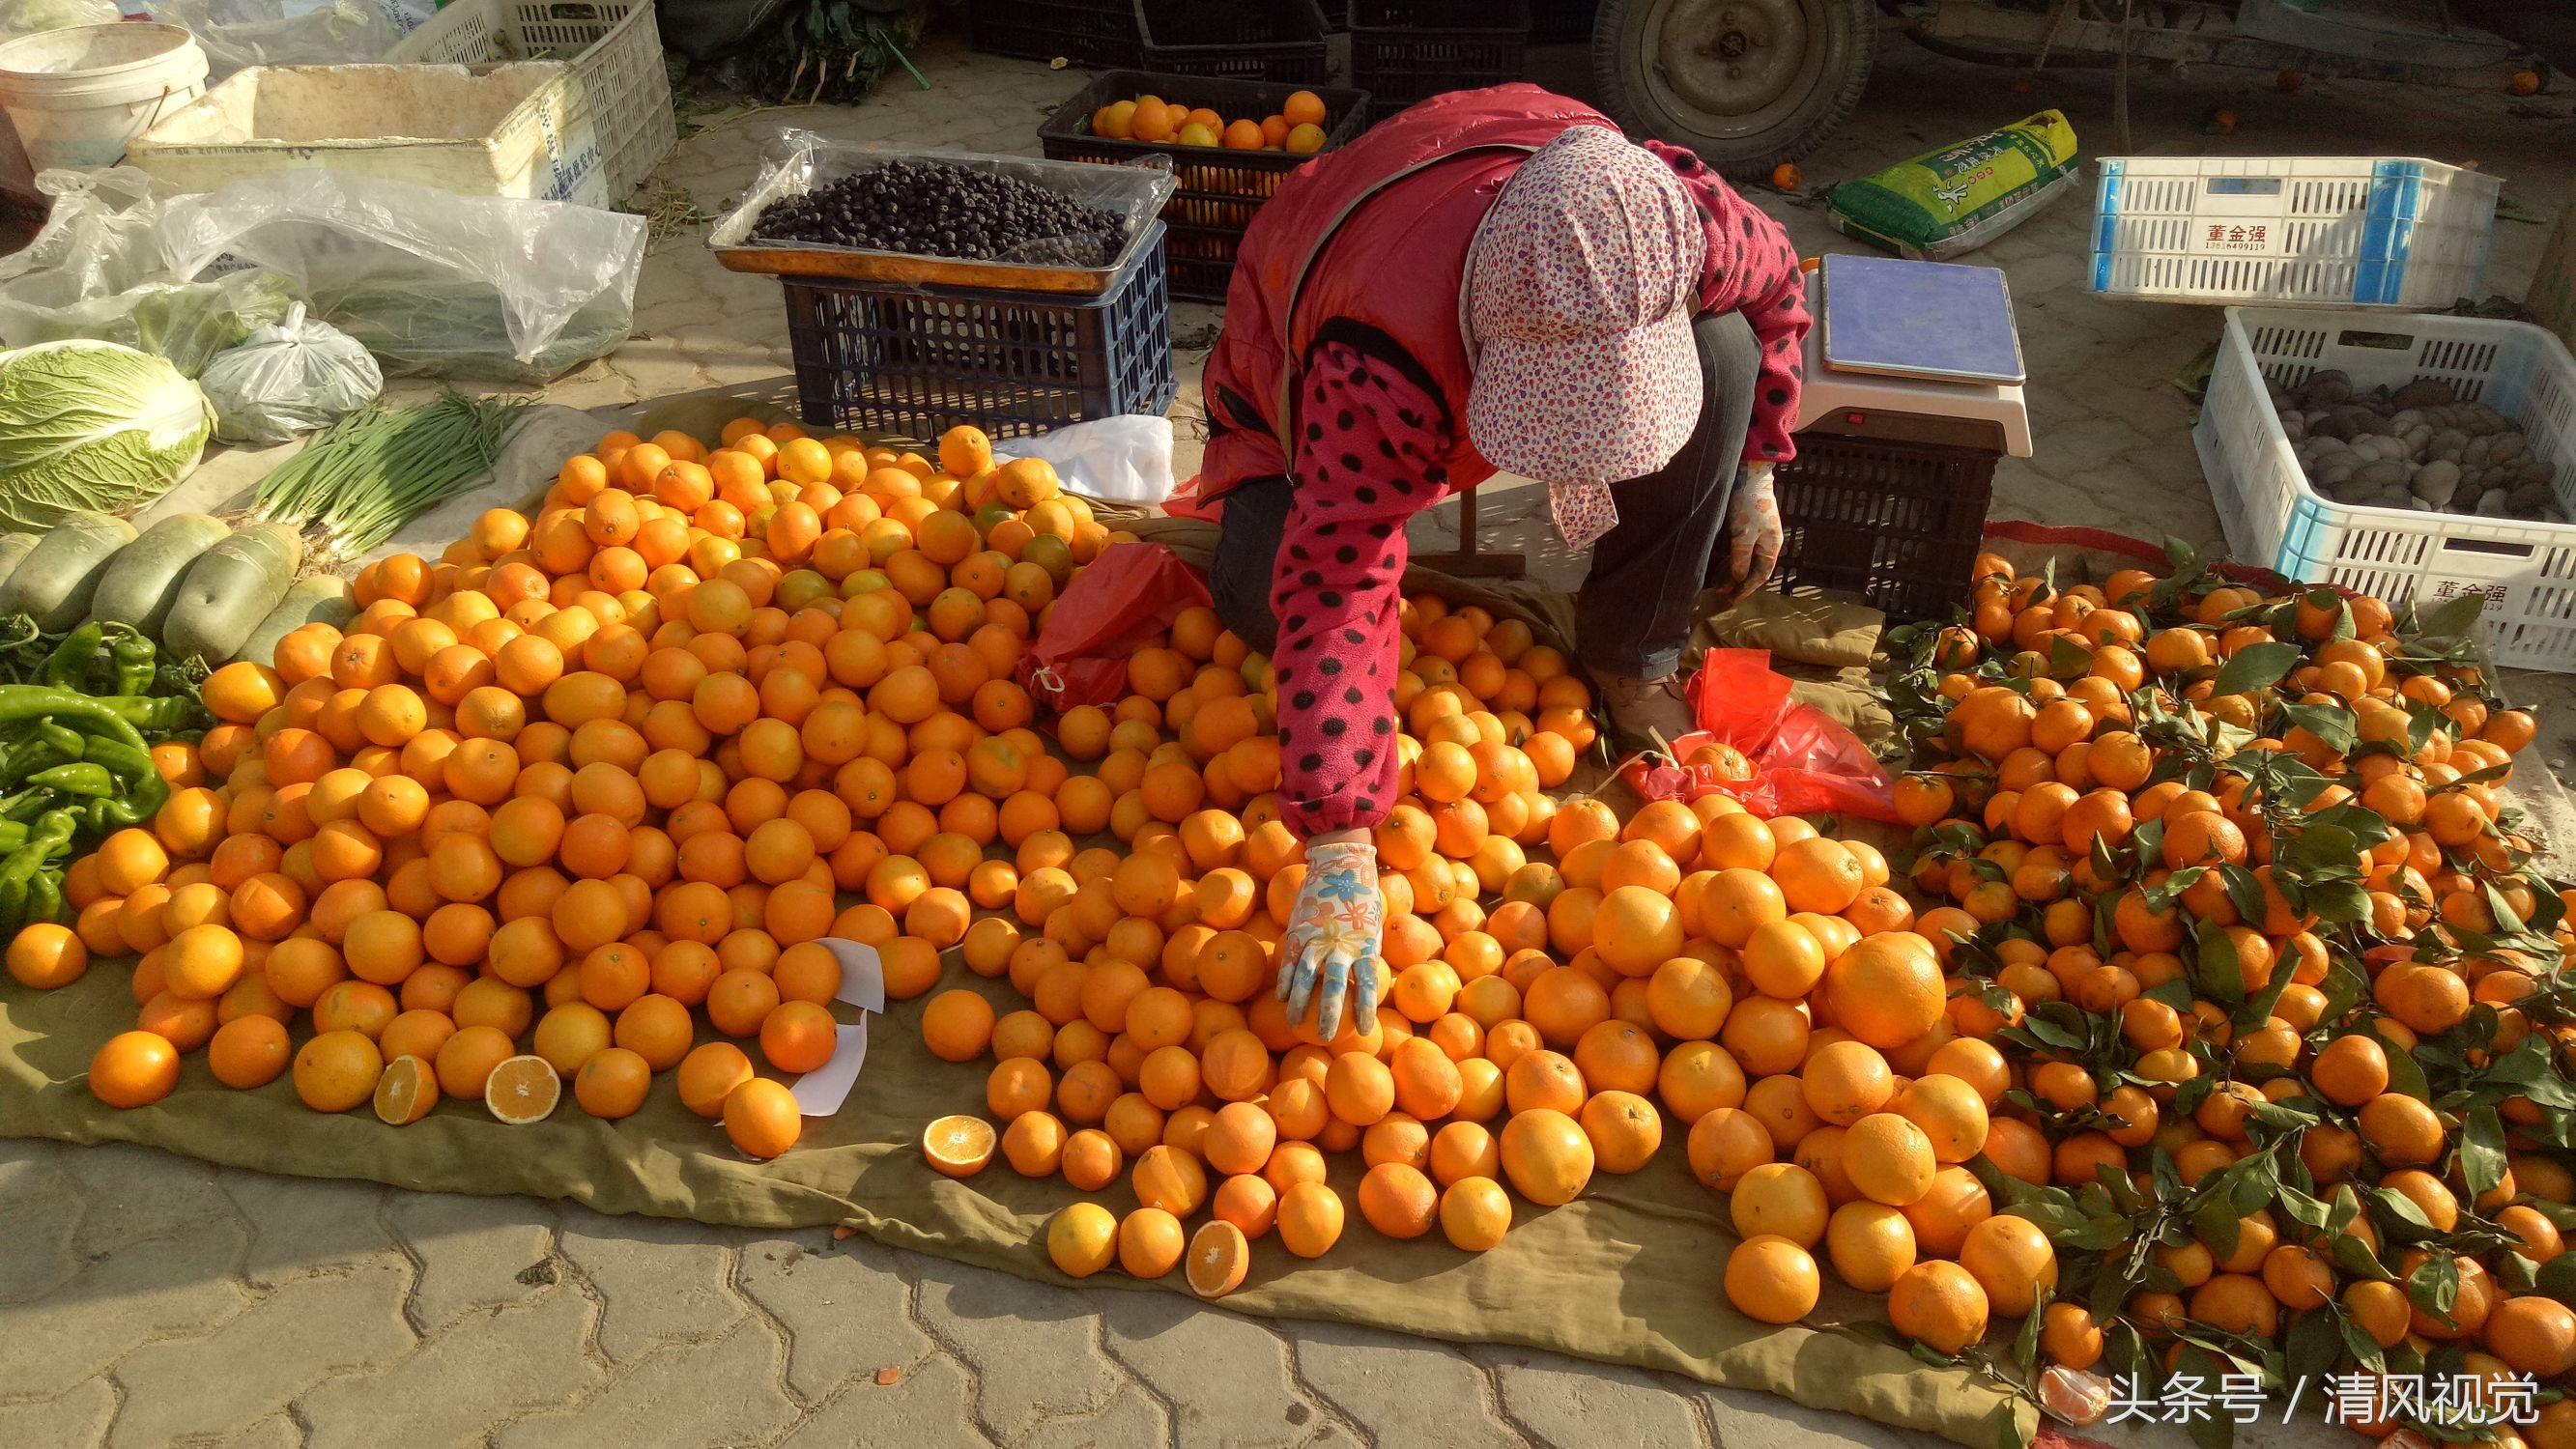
(6, 21, 2576, 1449)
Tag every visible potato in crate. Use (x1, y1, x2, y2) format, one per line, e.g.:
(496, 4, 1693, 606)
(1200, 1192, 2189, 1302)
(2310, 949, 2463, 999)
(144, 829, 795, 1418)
(2194, 306, 2576, 670)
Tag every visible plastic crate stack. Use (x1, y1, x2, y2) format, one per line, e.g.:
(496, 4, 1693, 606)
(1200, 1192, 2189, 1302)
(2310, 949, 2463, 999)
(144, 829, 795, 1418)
(1136, 0, 1330, 82)
(966, 0, 1330, 80)
(1347, 0, 1530, 112)
(1040, 71, 1370, 302)
(2090, 155, 2576, 663)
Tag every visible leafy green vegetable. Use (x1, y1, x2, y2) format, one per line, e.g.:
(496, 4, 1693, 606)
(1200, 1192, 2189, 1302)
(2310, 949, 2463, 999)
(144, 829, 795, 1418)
(0, 341, 212, 532)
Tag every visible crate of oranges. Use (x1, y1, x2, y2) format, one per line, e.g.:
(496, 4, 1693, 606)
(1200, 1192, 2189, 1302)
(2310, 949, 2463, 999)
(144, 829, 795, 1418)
(1040, 71, 1370, 302)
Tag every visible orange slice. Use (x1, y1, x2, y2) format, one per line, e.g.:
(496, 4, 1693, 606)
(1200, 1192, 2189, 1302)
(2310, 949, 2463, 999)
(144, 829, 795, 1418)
(373, 1053, 440, 1125)
(484, 1053, 561, 1124)
(922, 1114, 995, 1178)
(1186, 1219, 1249, 1299)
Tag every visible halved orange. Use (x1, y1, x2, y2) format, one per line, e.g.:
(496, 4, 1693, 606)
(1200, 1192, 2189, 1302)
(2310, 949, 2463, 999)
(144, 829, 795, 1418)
(922, 1114, 995, 1179)
(485, 1053, 562, 1124)
(1186, 1219, 1249, 1299)
(373, 1053, 441, 1125)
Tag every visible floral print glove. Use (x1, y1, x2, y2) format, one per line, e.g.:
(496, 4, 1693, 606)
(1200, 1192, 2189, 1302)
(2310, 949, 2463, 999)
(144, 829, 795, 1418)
(1717, 461, 1784, 606)
(1277, 835, 1383, 1040)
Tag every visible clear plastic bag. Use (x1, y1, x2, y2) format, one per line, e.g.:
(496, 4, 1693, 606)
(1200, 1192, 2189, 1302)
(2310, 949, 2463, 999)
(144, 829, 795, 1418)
(706, 131, 1177, 277)
(0, 0, 123, 43)
(0, 168, 295, 376)
(1002, 416, 1173, 505)
(138, 0, 405, 79)
(156, 168, 645, 383)
(200, 302, 384, 443)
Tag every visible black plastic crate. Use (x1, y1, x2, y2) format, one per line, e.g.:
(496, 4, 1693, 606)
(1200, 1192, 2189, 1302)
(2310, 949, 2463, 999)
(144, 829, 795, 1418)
(781, 225, 1177, 440)
(1039, 71, 1371, 302)
(967, 0, 1139, 66)
(1135, 0, 1330, 82)
(1347, 0, 1529, 111)
(1772, 434, 1996, 622)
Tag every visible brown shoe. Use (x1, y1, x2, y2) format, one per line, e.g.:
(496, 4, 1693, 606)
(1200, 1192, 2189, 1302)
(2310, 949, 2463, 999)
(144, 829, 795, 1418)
(1598, 672, 1695, 751)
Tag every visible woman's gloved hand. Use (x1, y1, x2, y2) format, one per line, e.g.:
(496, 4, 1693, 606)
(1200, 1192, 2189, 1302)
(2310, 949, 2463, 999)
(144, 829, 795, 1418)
(1715, 461, 1783, 606)
(1277, 832, 1383, 1040)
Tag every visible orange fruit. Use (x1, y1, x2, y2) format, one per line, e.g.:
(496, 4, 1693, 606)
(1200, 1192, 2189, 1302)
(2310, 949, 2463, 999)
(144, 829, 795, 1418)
(1276, 1180, 1346, 1259)
(677, 1041, 756, 1117)
(293, 1029, 384, 1112)
(1048, 1201, 1119, 1277)
(1958, 1214, 2057, 1316)
(1843, 1113, 1936, 1207)
(1825, 1201, 1917, 1293)
(1889, 1260, 1989, 1353)
(208, 1014, 292, 1089)
(1499, 1107, 1594, 1206)
(371, 1052, 442, 1124)
(1003, 1110, 1068, 1176)
(722, 1077, 801, 1157)
(484, 1053, 562, 1123)
(573, 1047, 652, 1119)
(90, 1030, 182, 1107)
(1118, 1207, 1188, 1278)
(1356, 1161, 1439, 1238)
(1725, 1236, 1820, 1324)
(1438, 1176, 1511, 1251)
(1186, 1219, 1250, 1297)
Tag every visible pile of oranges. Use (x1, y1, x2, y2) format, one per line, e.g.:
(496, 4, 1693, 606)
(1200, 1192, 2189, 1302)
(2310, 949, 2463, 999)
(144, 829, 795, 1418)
(1866, 554, 2576, 1435)
(22, 386, 2576, 1443)
(902, 591, 1615, 1292)
(31, 420, 1129, 1162)
(1089, 88, 1331, 155)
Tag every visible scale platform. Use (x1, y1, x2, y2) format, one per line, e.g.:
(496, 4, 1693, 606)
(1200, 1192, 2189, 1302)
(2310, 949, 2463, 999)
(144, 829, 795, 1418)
(1795, 253, 2033, 458)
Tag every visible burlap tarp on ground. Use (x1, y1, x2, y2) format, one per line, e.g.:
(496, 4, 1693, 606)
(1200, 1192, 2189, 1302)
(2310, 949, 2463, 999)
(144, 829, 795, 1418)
(0, 509, 2030, 1449)
(1, 961, 2032, 1449)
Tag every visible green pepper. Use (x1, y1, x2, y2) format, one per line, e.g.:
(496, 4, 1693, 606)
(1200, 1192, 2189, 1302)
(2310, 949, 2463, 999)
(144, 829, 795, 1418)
(43, 623, 103, 693)
(81, 737, 153, 782)
(89, 769, 167, 833)
(25, 867, 63, 927)
(29, 762, 113, 797)
(93, 694, 197, 740)
(37, 721, 83, 760)
(0, 809, 75, 935)
(104, 624, 156, 696)
(0, 686, 148, 751)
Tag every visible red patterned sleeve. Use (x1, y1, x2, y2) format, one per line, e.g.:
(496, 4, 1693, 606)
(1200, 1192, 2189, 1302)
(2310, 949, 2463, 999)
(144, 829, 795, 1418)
(1273, 335, 1454, 838)
(1643, 139, 1811, 466)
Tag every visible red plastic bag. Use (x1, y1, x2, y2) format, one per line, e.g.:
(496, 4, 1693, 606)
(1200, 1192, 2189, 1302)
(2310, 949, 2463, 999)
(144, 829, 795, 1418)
(1617, 649, 1902, 821)
(1161, 472, 1224, 523)
(1016, 542, 1212, 709)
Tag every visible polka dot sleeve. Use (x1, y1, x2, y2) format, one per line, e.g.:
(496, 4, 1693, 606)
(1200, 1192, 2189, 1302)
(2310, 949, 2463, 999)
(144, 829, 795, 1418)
(1644, 139, 1812, 466)
(1274, 338, 1454, 838)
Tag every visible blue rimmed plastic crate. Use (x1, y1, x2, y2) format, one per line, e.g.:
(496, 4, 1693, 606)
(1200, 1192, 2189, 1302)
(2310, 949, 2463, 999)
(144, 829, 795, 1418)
(2193, 306, 2576, 671)
(781, 224, 1177, 441)
(2091, 156, 2503, 309)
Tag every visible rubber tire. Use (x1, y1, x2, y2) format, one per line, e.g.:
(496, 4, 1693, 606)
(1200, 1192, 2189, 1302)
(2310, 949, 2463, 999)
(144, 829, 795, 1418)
(1590, 0, 1878, 181)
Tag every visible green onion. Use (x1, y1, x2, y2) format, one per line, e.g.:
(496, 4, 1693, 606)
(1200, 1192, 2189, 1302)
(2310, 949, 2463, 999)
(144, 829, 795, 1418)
(253, 391, 529, 561)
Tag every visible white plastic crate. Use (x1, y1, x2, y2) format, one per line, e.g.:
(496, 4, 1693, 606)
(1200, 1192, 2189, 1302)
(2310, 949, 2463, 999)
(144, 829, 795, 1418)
(2193, 306, 2576, 671)
(392, 0, 672, 203)
(128, 62, 607, 208)
(2092, 156, 2501, 308)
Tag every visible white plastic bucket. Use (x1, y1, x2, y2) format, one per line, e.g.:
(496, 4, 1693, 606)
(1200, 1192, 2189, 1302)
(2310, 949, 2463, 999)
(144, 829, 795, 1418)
(0, 23, 208, 172)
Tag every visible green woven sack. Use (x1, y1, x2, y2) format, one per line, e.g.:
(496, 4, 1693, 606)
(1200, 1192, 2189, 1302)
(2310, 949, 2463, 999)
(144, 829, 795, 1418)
(1828, 111, 2080, 261)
